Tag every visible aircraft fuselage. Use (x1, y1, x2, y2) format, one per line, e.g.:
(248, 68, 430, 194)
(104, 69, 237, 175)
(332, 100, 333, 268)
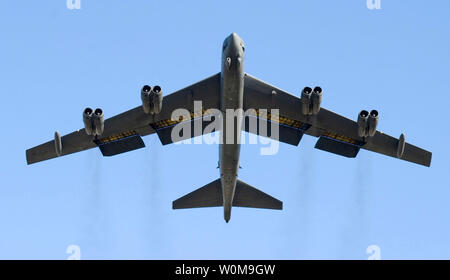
(219, 33, 245, 222)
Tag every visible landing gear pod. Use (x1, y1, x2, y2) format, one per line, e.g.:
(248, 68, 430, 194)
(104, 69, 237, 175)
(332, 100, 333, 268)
(54, 131, 62, 156)
(397, 133, 406, 158)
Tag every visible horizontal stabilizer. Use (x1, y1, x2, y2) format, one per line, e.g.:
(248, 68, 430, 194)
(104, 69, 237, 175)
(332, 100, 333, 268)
(233, 180, 282, 210)
(173, 179, 222, 209)
(173, 178, 282, 210)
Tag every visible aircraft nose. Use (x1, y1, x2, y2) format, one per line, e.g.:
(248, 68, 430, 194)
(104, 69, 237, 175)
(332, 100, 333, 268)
(230, 32, 241, 43)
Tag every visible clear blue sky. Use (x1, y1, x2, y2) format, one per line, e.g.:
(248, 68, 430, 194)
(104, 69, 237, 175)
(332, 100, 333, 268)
(0, 1, 449, 259)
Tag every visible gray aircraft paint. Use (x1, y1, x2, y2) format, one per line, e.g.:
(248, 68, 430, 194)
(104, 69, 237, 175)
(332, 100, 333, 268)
(26, 32, 432, 223)
(219, 33, 245, 222)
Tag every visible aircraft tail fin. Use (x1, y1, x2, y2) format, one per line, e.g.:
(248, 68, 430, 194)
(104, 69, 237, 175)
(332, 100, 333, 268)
(233, 179, 283, 210)
(172, 179, 223, 209)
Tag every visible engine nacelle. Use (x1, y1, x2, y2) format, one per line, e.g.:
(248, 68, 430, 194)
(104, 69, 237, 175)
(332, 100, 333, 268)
(141, 85, 152, 114)
(357, 109, 378, 137)
(311, 86, 322, 115)
(301, 86, 322, 115)
(92, 108, 104, 135)
(368, 110, 378, 137)
(357, 110, 369, 137)
(83, 107, 104, 136)
(301, 87, 312, 115)
(83, 107, 94, 135)
(152, 86, 163, 114)
(141, 85, 163, 114)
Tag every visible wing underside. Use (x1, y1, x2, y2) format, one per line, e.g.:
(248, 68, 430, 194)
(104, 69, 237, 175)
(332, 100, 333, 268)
(26, 72, 431, 167)
(243, 73, 431, 167)
(26, 73, 221, 164)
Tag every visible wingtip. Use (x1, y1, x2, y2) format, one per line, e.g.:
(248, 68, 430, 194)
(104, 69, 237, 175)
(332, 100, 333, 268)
(420, 151, 432, 167)
(25, 149, 33, 165)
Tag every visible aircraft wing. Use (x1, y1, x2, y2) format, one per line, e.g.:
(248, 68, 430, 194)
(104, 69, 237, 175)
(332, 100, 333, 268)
(26, 73, 221, 164)
(243, 73, 432, 167)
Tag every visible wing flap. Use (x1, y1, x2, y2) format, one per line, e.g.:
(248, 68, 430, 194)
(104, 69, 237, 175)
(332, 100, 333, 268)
(153, 114, 220, 145)
(243, 73, 432, 167)
(26, 73, 221, 164)
(314, 136, 360, 158)
(95, 133, 145, 156)
(243, 115, 307, 146)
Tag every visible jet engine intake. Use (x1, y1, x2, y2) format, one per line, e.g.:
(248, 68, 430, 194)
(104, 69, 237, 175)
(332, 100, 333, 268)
(83, 107, 104, 136)
(368, 110, 379, 137)
(83, 107, 94, 135)
(301, 86, 322, 115)
(357, 110, 369, 137)
(301, 87, 312, 115)
(92, 108, 104, 135)
(357, 109, 378, 138)
(141, 85, 163, 114)
(311, 86, 322, 115)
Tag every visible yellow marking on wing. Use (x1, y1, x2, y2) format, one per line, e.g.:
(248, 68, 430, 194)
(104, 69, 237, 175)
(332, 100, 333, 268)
(97, 130, 137, 144)
(253, 109, 306, 129)
(251, 110, 360, 145)
(152, 108, 210, 130)
(152, 108, 312, 133)
(322, 131, 359, 145)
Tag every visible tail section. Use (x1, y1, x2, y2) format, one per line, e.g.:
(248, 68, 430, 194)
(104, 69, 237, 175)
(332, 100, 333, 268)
(172, 179, 222, 209)
(233, 180, 283, 210)
(172, 178, 282, 221)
